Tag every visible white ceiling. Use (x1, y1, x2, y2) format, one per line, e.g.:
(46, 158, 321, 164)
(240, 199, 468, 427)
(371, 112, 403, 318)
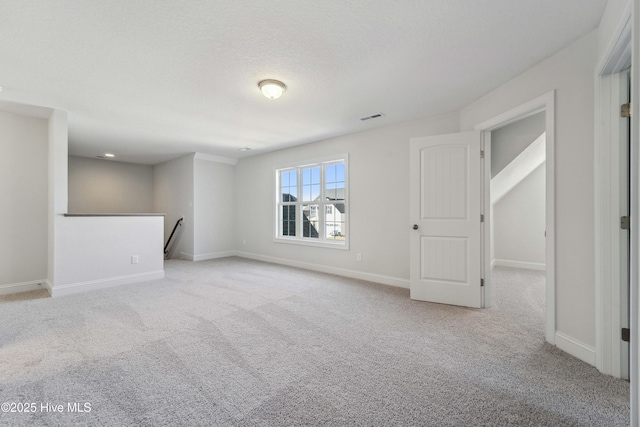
(0, 1, 607, 164)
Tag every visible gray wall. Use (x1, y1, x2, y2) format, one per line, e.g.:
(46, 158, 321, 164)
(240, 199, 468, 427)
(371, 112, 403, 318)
(0, 110, 48, 287)
(68, 156, 153, 213)
(493, 163, 546, 267)
(491, 111, 545, 177)
(194, 157, 236, 258)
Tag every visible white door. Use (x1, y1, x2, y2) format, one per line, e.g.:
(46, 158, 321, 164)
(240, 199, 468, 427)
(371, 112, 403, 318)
(410, 131, 483, 308)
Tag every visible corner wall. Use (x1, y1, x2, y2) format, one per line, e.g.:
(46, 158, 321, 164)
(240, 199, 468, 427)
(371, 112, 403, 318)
(193, 155, 236, 260)
(153, 154, 195, 259)
(0, 110, 48, 293)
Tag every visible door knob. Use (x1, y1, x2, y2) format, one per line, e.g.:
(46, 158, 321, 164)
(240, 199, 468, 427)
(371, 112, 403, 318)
(413, 224, 419, 230)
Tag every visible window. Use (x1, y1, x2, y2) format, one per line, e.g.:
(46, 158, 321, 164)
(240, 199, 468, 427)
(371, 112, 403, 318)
(276, 156, 348, 248)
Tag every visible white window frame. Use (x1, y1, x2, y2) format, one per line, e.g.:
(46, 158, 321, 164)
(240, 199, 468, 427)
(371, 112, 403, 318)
(274, 154, 349, 249)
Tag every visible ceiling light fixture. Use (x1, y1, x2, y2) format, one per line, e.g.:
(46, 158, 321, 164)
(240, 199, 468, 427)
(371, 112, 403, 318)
(104, 153, 115, 158)
(258, 79, 286, 99)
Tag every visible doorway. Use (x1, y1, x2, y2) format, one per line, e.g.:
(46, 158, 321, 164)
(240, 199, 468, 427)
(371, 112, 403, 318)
(475, 91, 556, 344)
(408, 91, 556, 344)
(487, 112, 547, 338)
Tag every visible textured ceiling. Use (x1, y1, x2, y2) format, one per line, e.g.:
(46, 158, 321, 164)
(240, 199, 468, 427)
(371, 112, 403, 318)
(0, 1, 607, 164)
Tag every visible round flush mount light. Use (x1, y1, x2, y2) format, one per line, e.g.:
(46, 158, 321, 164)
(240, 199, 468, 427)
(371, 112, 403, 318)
(104, 153, 115, 158)
(258, 79, 286, 99)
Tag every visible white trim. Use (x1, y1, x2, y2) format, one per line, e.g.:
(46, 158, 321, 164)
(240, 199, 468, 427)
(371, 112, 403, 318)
(555, 332, 596, 367)
(273, 237, 349, 250)
(235, 250, 409, 289)
(474, 94, 547, 132)
(180, 251, 236, 262)
(596, 0, 632, 75)
(0, 279, 47, 296)
(44, 280, 53, 295)
(593, 0, 633, 383)
(274, 154, 350, 250)
(493, 259, 546, 271)
(49, 270, 165, 297)
(194, 152, 237, 165)
(475, 90, 555, 345)
(631, 5, 639, 425)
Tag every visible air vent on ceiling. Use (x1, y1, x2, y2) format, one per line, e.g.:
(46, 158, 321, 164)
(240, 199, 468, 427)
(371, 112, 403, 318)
(360, 113, 385, 121)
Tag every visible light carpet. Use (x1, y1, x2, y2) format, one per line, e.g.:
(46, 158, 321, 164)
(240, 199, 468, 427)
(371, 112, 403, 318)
(0, 258, 630, 426)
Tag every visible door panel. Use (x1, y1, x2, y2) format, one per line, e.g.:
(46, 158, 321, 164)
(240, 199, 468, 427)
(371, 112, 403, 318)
(410, 131, 482, 308)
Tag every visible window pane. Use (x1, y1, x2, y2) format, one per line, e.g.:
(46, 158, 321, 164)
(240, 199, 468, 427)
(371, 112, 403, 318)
(302, 204, 320, 238)
(325, 203, 346, 240)
(281, 170, 297, 202)
(302, 166, 320, 202)
(280, 205, 296, 236)
(282, 188, 297, 202)
(325, 162, 345, 201)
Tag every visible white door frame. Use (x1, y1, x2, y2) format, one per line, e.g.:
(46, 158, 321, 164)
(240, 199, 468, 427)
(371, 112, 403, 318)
(594, 1, 632, 379)
(594, 1, 638, 424)
(474, 91, 556, 344)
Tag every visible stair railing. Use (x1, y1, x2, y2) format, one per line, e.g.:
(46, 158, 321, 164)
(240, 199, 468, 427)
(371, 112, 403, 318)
(164, 216, 184, 259)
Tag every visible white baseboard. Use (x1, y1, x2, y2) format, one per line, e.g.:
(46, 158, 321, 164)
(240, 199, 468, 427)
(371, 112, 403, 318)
(555, 331, 596, 366)
(235, 251, 409, 289)
(180, 251, 236, 262)
(493, 259, 546, 271)
(0, 279, 47, 296)
(49, 270, 165, 297)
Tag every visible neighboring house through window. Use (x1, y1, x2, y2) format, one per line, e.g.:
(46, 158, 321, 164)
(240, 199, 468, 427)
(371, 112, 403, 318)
(275, 155, 348, 248)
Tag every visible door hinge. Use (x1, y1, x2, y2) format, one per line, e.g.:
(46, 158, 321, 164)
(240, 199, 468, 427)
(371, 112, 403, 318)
(481, 278, 484, 287)
(622, 327, 630, 342)
(621, 103, 631, 118)
(480, 214, 484, 222)
(480, 150, 485, 159)
(621, 216, 630, 230)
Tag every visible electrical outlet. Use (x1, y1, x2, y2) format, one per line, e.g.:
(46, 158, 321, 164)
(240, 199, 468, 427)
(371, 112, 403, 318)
(356, 253, 362, 262)
(131, 255, 139, 264)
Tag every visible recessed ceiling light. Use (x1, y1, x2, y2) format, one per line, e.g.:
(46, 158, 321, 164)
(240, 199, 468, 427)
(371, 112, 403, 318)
(258, 79, 286, 99)
(239, 147, 252, 152)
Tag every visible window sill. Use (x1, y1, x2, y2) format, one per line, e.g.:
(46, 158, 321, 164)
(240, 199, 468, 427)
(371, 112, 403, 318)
(274, 237, 349, 250)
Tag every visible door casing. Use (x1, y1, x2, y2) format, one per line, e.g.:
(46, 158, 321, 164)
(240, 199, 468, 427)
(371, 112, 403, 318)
(474, 91, 556, 344)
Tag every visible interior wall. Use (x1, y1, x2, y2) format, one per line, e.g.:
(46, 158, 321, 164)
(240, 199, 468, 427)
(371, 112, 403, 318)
(48, 109, 68, 287)
(53, 216, 164, 295)
(460, 31, 598, 348)
(493, 163, 546, 269)
(193, 157, 236, 260)
(153, 154, 194, 259)
(491, 112, 545, 177)
(0, 110, 48, 287)
(68, 156, 153, 213)
(234, 112, 460, 285)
